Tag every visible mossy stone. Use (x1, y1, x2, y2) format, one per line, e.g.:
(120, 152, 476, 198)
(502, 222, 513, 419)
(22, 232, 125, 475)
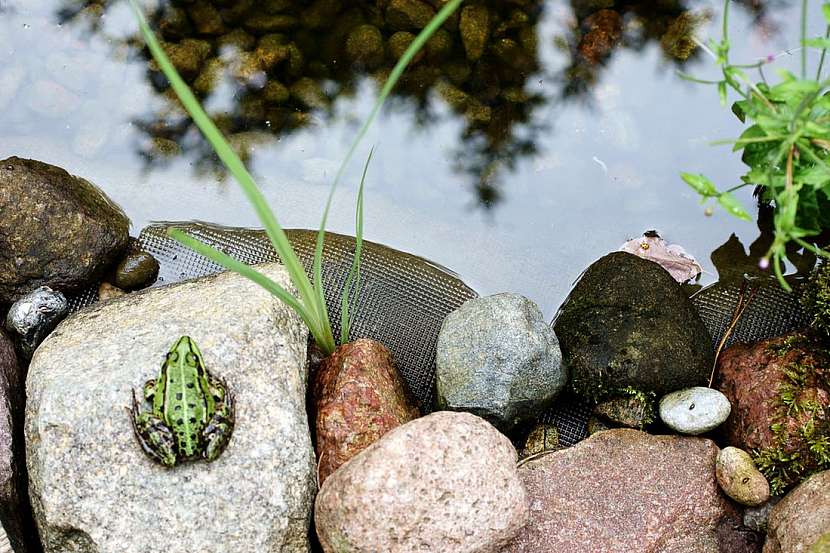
(114, 252, 159, 291)
(386, 0, 435, 31)
(345, 24, 385, 68)
(459, 4, 489, 61)
(554, 252, 713, 401)
(388, 32, 422, 63)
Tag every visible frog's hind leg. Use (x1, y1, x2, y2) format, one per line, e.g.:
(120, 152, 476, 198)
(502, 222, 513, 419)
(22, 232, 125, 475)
(130, 390, 177, 468)
(202, 379, 235, 462)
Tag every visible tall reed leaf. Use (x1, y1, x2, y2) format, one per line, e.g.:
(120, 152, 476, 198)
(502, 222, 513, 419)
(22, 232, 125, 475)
(128, 0, 463, 354)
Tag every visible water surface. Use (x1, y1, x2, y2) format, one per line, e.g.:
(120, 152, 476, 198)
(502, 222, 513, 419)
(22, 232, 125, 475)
(1, 0, 825, 315)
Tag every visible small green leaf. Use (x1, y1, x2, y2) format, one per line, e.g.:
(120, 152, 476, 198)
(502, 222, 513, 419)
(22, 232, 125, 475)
(805, 37, 830, 49)
(824, 3, 830, 24)
(732, 100, 747, 123)
(681, 173, 719, 196)
(717, 192, 753, 221)
(718, 80, 727, 105)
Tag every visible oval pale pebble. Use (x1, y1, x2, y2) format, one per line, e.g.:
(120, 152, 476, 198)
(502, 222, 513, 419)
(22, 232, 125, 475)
(659, 386, 731, 435)
(716, 447, 771, 507)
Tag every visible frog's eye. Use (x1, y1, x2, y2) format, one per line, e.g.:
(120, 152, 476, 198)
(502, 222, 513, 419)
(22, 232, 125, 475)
(186, 353, 198, 366)
(168, 352, 179, 363)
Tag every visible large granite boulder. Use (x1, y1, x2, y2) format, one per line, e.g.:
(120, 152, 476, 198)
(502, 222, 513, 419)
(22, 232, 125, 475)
(554, 252, 713, 401)
(717, 332, 830, 495)
(315, 411, 528, 553)
(0, 330, 37, 552)
(0, 157, 130, 304)
(25, 264, 316, 552)
(502, 428, 762, 553)
(436, 293, 566, 433)
(764, 470, 830, 553)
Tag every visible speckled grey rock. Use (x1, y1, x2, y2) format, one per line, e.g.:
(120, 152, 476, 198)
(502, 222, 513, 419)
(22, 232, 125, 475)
(716, 447, 770, 507)
(744, 497, 781, 533)
(5, 286, 68, 358)
(26, 264, 315, 553)
(315, 411, 528, 553)
(435, 293, 566, 433)
(0, 157, 130, 304)
(659, 386, 731, 435)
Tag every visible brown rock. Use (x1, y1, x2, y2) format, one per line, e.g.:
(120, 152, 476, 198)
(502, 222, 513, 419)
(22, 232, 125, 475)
(386, 0, 436, 31)
(97, 282, 126, 302)
(187, 1, 225, 35)
(717, 332, 830, 494)
(312, 338, 419, 484)
(0, 330, 37, 552)
(315, 411, 528, 553)
(503, 429, 758, 553)
(578, 9, 622, 65)
(459, 4, 489, 61)
(764, 470, 830, 553)
(0, 157, 130, 304)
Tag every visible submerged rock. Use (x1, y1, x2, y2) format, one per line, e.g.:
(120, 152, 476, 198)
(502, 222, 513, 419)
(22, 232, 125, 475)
(554, 252, 713, 401)
(315, 411, 528, 553)
(764, 470, 830, 553)
(502, 429, 760, 553)
(345, 24, 385, 68)
(386, 0, 436, 31)
(5, 287, 68, 358)
(659, 386, 732, 435)
(716, 447, 770, 507)
(436, 293, 566, 433)
(26, 264, 315, 552)
(0, 157, 130, 304)
(312, 338, 419, 484)
(459, 5, 490, 61)
(716, 332, 830, 495)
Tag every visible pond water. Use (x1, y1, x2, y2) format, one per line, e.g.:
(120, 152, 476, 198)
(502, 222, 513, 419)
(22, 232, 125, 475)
(0, 0, 826, 316)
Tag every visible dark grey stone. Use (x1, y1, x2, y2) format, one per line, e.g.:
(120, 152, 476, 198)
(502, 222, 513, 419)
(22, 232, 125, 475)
(554, 252, 713, 401)
(5, 287, 68, 359)
(436, 293, 566, 433)
(0, 157, 130, 304)
(0, 330, 40, 552)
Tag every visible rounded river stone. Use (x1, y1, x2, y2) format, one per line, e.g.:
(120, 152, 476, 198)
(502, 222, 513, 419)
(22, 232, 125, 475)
(554, 252, 713, 400)
(659, 386, 732, 435)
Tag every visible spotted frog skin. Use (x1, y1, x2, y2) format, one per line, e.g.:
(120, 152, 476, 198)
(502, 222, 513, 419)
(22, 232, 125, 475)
(130, 336, 234, 467)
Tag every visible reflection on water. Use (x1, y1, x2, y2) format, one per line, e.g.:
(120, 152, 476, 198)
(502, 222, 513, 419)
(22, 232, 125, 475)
(53, 0, 713, 209)
(1, 0, 825, 314)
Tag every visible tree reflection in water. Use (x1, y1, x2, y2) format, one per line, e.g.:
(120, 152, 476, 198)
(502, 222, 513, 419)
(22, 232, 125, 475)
(55, 0, 780, 210)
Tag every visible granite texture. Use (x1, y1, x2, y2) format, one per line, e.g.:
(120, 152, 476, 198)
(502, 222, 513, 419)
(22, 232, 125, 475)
(25, 264, 315, 553)
(315, 411, 528, 553)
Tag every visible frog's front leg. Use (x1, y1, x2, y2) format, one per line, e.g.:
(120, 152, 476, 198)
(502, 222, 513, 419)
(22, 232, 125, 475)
(202, 379, 235, 462)
(131, 391, 178, 467)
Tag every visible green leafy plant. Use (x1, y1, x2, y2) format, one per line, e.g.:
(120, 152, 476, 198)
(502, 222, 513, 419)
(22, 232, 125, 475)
(680, 0, 830, 289)
(128, 0, 463, 355)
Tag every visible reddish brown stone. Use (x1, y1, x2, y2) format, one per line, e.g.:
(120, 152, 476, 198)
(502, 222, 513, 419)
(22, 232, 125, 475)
(312, 338, 419, 484)
(578, 9, 622, 65)
(502, 429, 760, 553)
(716, 332, 830, 492)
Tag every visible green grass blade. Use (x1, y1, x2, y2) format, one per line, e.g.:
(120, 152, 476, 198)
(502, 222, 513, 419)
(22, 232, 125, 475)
(340, 148, 373, 344)
(312, 0, 464, 345)
(127, 0, 334, 352)
(169, 229, 331, 347)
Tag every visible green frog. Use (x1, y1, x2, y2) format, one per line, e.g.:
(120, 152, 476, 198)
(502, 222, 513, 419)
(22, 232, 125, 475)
(130, 336, 234, 467)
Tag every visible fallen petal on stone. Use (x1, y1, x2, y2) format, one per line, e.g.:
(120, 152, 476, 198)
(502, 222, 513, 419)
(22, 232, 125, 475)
(619, 233, 703, 282)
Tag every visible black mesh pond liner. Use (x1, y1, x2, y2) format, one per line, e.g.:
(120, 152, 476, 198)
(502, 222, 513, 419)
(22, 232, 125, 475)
(66, 223, 809, 447)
